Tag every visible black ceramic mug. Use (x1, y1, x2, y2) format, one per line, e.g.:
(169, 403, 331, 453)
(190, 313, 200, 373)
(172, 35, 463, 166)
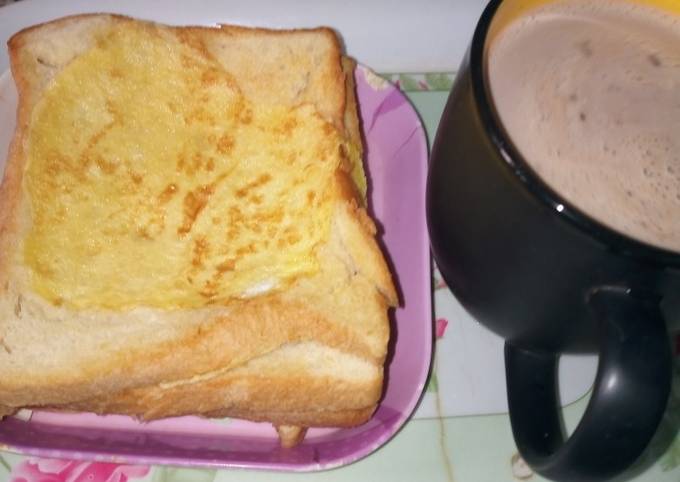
(426, 0, 676, 481)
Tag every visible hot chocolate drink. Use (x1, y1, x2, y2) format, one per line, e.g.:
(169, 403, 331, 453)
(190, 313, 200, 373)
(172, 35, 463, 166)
(487, 0, 680, 252)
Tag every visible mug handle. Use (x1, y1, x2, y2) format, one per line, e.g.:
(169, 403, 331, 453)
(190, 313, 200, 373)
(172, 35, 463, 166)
(505, 286, 672, 482)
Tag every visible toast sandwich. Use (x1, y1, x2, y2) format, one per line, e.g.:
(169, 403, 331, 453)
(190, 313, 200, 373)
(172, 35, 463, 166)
(0, 14, 397, 447)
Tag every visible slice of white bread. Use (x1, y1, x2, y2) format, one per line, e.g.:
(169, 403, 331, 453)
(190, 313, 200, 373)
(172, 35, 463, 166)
(0, 14, 397, 444)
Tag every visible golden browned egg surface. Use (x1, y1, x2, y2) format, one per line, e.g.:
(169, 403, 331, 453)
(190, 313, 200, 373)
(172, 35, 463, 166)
(24, 23, 344, 309)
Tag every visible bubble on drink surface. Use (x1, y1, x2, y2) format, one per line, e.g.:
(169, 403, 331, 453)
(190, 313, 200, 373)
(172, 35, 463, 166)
(577, 39, 594, 57)
(648, 54, 662, 67)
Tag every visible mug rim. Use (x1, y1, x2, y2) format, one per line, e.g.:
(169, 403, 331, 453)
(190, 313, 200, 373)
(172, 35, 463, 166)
(469, 0, 680, 266)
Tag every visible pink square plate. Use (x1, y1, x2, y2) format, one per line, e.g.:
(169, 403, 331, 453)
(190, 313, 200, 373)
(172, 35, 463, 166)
(0, 65, 432, 471)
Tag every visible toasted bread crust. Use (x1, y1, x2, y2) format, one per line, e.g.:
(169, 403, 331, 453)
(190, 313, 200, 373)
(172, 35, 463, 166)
(276, 425, 308, 449)
(44, 350, 383, 423)
(0, 14, 396, 442)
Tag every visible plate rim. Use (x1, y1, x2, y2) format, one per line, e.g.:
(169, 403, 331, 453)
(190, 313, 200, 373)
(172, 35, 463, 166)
(0, 64, 432, 471)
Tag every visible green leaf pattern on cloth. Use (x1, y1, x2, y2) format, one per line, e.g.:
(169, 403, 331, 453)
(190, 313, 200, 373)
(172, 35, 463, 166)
(424, 73, 454, 91)
(152, 466, 217, 482)
(397, 74, 421, 92)
(427, 370, 439, 392)
(0, 456, 9, 473)
(381, 73, 455, 92)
